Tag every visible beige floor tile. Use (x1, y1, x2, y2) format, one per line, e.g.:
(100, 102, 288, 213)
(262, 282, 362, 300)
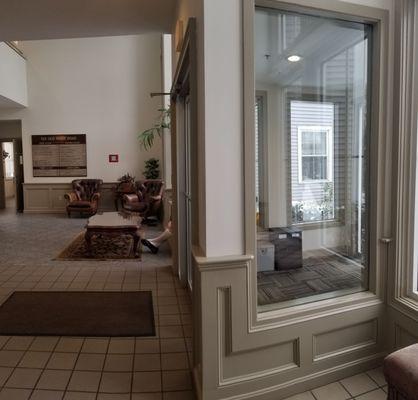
(0, 337, 10, 349)
(355, 388, 386, 400)
(108, 339, 135, 354)
(55, 338, 84, 353)
(46, 352, 78, 370)
(67, 371, 101, 392)
(63, 392, 96, 400)
(158, 306, 179, 315)
(29, 337, 59, 352)
(132, 371, 162, 392)
(0, 350, 24, 367)
(163, 391, 195, 400)
(157, 297, 178, 306)
(5, 367, 42, 389)
(0, 388, 31, 400)
(30, 389, 64, 400)
(341, 373, 379, 397)
(162, 370, 192, 391)
(37, 369, 72, 391)
(312, 382, 350, 400)
(283, 392, 316, 400)
(4, 337, 34, 351)
(99, 372, 132, 393)
(19, 353, 51, 372)
(97, 394, 130, 400)
(131, 394, 162, 400)
(183, 325, 193, 338)
(382, 385, 388, 393)
(135, 339, 160, 354)
(0, 367, 12, 386)
(75, 353, 105, 371)
(159, 315, 181, 326)
(366, 367, 387, 387)
(159, 326, 184, 339)
(160, 339, 186, 353)
(104, 354, 133, 372)
(161, 353, 189, 371)
(81, 339, 109, 354)
(134, 354, 161, 371)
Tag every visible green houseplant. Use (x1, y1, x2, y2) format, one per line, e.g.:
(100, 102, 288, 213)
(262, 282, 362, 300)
(144, 158, 160, 179)
(138, 107, 171, 151)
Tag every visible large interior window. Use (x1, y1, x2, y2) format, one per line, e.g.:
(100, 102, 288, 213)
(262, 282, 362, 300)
(254, 7, 371, 308)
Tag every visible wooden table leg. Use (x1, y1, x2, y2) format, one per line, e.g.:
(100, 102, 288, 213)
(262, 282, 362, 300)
(132, 230, 141, 258)
(85, 231, 93, 256)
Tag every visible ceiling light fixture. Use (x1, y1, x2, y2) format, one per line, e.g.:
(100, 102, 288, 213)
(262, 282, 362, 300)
(287, 55, 302, 63)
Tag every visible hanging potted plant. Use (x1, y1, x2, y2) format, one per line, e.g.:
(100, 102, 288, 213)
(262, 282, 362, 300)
(138, 107, 171, 150)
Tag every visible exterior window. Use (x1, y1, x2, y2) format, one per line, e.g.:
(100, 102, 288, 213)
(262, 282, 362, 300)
(298, 126, 333, 183)
(254, 6, 371, 309)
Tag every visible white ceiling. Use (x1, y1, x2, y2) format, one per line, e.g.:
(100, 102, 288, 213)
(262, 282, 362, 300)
(0, 0, 178, 41)
(255, 10, 367, 87)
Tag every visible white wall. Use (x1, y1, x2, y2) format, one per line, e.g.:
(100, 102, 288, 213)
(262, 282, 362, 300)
(203, 0, 244, 256)
(0, 34, 163, 183)
(0, 43, 28, 107)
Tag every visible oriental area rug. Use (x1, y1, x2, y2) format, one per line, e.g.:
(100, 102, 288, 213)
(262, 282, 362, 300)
(55, 232, 140, 261)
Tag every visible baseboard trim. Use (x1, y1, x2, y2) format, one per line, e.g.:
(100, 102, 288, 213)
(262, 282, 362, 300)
(210, 352, 387, 400)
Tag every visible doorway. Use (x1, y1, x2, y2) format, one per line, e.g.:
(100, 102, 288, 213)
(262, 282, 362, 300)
(0, 121, 24, 213)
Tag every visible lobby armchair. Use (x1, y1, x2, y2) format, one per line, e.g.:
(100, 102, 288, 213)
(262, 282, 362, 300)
(123, 179, 164, 223)
(65, 179, 103, 217)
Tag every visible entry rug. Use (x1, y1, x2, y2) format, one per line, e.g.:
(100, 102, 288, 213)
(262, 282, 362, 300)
(0, 291, 155, 337)
(55, 232, 140, 261)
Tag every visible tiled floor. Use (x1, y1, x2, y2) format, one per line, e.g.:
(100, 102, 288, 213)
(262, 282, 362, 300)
(283, 368, 387, 400)
(0, 210, 195, 399)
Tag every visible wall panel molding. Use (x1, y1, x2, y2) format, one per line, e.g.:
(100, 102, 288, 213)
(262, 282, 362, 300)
(23, 182, 116, 213)
(194, 251, 387, 400)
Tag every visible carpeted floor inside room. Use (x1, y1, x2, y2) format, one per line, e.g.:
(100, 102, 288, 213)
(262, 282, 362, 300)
(258, 250, 363, 305)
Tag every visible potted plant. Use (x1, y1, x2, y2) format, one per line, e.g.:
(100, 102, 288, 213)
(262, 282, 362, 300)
(138, 107, 171, 150)
(143, 158, 160, 179)
(116, 173, 136, 193)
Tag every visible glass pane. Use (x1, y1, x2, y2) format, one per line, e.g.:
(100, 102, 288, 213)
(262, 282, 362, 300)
(302, 156, 327, 181)
(301, 132, 314, 155)
(255, 6, 371, 309)
(314, 132, 327, 155)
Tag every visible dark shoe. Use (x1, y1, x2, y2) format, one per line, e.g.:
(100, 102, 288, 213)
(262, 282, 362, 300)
(141, 239, 159, 254)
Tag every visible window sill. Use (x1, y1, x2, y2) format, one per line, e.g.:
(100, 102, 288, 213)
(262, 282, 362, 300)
(291, 219, 343, 231)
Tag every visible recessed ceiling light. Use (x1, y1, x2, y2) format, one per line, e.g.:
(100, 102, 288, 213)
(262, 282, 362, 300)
(287, 55, 302, 63)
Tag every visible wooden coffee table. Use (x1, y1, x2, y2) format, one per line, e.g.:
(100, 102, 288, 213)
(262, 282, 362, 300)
(85, 212, 142, 258)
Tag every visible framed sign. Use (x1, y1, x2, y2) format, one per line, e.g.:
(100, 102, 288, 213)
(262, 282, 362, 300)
(32, 134, 87, 177)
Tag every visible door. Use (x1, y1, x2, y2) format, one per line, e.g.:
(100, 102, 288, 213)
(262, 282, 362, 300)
(184, 95, 193, 289)
(171, 19, 198, 290)
(13, 139, 24, 212)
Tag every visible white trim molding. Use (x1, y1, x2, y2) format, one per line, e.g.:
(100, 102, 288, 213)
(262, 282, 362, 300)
(389, 0, 418, 319)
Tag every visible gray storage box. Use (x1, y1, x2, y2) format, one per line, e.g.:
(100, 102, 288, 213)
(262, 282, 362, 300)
(257, 242, 275, 272)
(269, 227, 302, 270)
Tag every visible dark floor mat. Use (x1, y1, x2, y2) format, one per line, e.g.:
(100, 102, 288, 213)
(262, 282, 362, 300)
(0, 291, 155, 337)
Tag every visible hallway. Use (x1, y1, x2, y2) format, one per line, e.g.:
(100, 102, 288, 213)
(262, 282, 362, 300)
(0, 212, 194, 399)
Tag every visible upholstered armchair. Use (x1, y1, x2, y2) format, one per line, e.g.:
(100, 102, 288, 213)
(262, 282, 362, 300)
(64, 179, 103, 217)
(123, 179, 164, 223)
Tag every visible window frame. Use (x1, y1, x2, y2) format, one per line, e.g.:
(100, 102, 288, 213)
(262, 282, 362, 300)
(243, 0, 390, 326)
(390, 0, 418, 314)
(297, 125, 333, 184)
